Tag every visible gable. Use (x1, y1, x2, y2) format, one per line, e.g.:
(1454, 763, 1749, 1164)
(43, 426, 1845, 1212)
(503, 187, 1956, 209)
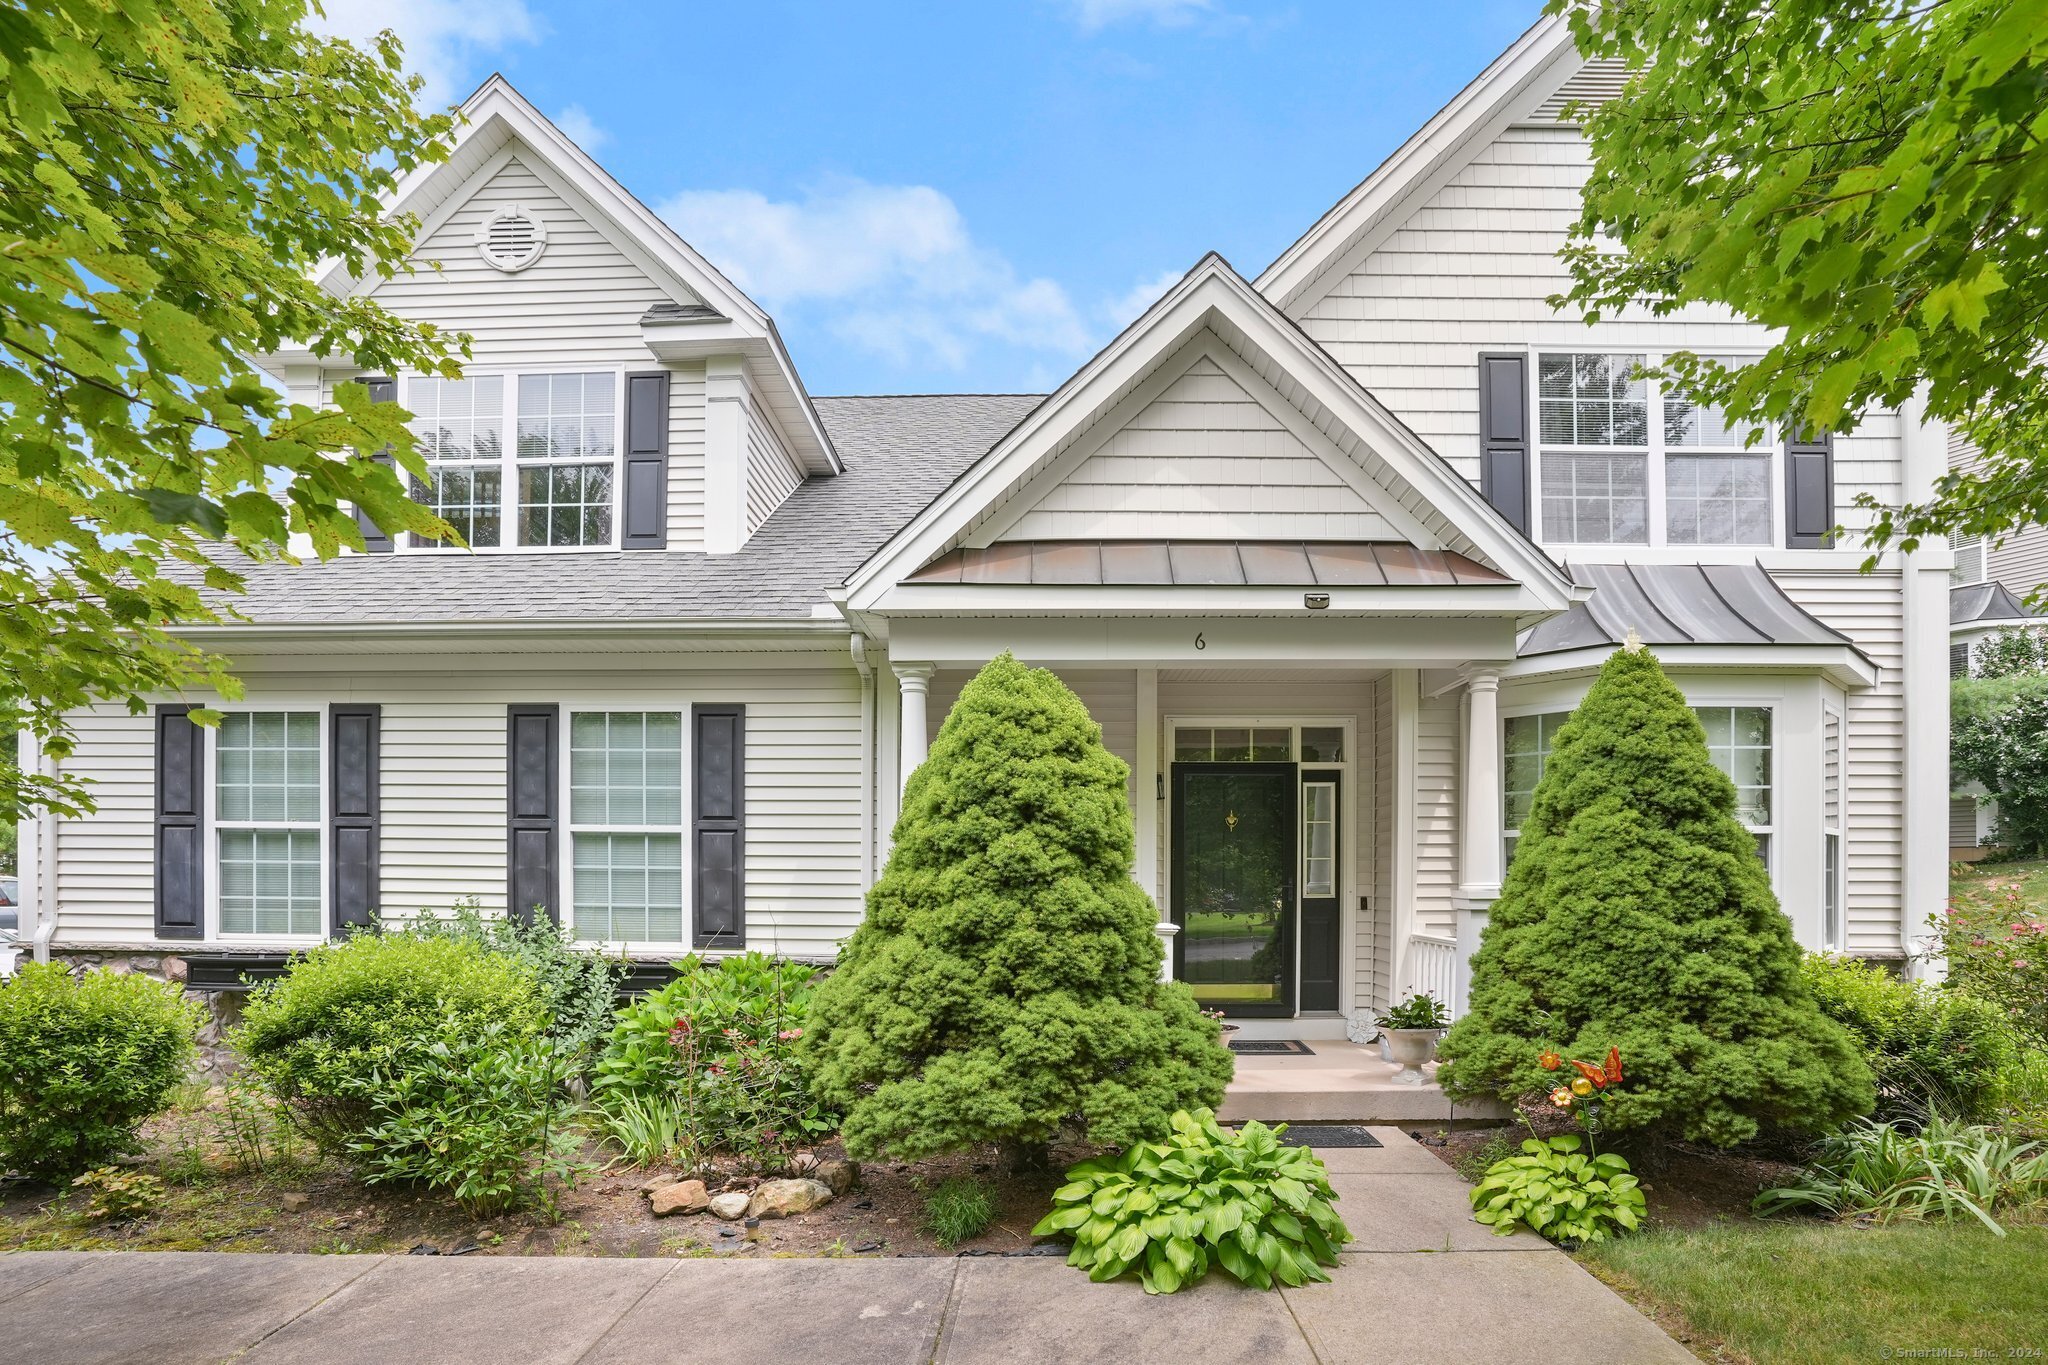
(992, 346, 1403, 542)
(367, 152, 684, 368)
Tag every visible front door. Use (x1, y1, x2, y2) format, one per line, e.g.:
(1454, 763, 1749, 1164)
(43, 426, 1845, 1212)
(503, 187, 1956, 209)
(1171, 762, 1297, 1017)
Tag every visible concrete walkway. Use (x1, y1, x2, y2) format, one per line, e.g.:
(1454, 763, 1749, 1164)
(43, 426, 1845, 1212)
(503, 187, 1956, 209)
(0, 1130, 1692, 1365)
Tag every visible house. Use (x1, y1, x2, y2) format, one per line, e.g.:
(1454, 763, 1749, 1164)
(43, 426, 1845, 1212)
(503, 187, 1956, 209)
(11, 15, 1955, 1045)
(1946, 435, 2048, 857)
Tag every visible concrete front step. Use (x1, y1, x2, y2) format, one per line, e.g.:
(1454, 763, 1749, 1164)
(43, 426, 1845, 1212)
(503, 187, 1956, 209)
(1220, 1040, 1510, 1125)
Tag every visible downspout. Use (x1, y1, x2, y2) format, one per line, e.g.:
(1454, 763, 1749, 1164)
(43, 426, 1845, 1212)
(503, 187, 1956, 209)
(850, 634, 876, 889)
(32, 747, 60, 963)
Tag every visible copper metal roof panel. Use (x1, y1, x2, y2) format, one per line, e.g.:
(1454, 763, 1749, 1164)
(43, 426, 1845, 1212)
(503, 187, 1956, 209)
(1236, 542, 1316, 584)
(961, 541, 1033, 584)
(1168, 542, 1247, 584)
(1303, 543, 1386, 585)
(1099, 541, 1175, 584)
(1030, 541, 1104, 584)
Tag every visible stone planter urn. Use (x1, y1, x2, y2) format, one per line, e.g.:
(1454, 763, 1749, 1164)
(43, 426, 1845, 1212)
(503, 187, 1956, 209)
(1383, 1028, 1442, 1085)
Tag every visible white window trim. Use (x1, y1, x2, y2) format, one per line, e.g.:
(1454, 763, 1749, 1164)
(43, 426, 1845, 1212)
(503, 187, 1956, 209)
(1949, 529, 1987, 586)
(1530, 349, 1780, 551)
(205, 703, 329, 946)
(559, 706, 692, 954)
(1821, 701, 1844, 952)
(399, 365, 628, 553)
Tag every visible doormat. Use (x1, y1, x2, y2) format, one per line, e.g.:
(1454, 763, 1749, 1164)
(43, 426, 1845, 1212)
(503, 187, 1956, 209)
(1276, 1125, 1383, 1149)
(1228, 1039, 1315, 1055)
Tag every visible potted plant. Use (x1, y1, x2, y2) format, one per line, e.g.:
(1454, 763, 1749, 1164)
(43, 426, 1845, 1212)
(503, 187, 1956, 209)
(1374, 992, 1449, 1084)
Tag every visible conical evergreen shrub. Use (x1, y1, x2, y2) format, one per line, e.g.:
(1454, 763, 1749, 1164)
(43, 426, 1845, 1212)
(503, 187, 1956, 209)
(1437, 645, 1872, 1147)
(802, 654, 1232, 1163)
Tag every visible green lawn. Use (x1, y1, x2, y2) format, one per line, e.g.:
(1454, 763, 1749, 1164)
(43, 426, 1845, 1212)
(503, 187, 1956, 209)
(1950, 855, 2048, 915)
(1581, 1221, 2048, 1365)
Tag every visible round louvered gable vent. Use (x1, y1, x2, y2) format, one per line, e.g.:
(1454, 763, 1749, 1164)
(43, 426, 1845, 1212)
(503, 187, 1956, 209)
(475, 205, 547, 272)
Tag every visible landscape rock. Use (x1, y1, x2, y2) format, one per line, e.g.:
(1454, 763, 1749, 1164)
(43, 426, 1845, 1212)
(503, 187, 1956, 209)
(746, 1178, 833, 1219)
(278, 1193, 310, 1212)
(649, 1179, 710, 1217)
(635, 1172, 679, 1194)
(814, 1159, 859, 1196)
(707, 1192, 751, 1221)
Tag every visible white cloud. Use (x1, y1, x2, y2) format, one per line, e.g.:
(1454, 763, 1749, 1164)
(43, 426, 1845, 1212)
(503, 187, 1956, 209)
(1066, 0, 1218, 31)
(551, 104, 609, 153)
(307, 0, 540, 107)
(658, 179, 1094, 373)
(1104, 267, 1188, 327)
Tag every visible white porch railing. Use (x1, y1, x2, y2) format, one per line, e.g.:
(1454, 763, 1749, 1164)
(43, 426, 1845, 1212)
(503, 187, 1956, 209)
(1404, 933, 1461, 1021)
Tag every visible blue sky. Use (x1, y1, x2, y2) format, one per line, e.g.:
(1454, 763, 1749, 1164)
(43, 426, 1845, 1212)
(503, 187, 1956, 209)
(317, 1, 1540, 396)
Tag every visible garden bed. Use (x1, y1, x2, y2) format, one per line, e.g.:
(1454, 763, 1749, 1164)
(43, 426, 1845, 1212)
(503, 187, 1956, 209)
(0, 1096, 1079, 1260)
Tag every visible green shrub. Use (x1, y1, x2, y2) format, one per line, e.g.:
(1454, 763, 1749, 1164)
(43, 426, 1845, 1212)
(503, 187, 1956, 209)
(233, 933, 546, 1149)
(1469, 1135, 1645, 1244)
(1438, 645, 1873, 1148)
(0, 962, 201, 1179)
(1755, 1115, 2048, 1234)
(395, 899, 626, 1068)
(349, 1022, 590, 1217)
(593, 952, 832, 1164)
(922, 1176, 996, 1247)
(70, 1166, 166, 1222)
(1032, 1109, 1348, 1294)
(1802, 953, 2014, 1121)
(1929, 884, 2048, 1047)
(1952, 671, 2048, 856)
(804, 654, 1232, 1165)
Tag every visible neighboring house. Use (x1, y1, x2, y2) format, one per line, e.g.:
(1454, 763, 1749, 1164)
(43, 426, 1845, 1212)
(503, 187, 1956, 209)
(13, 16, 1954, 1043)
(1946, 433, 2048, 856)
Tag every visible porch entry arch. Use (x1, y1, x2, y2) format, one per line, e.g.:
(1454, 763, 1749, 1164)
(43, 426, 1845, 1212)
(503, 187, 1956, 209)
(1165, 718, 1353, 1019)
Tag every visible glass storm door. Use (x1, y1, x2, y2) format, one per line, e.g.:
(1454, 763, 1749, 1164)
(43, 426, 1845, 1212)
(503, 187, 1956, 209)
(1171, 762, 1297, 1017)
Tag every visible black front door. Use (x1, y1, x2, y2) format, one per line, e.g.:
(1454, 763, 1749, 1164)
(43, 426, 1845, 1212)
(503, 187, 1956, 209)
(1171, 762, 1297, 1017)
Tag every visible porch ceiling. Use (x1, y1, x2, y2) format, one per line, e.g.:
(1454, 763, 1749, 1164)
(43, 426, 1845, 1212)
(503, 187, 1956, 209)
(905, 540, 1510, 588)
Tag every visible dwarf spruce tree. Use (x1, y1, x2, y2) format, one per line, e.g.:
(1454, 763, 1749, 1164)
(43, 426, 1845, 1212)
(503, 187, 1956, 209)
(1437, 645, 1872, 1148)
(803, 654, 1231, 1165)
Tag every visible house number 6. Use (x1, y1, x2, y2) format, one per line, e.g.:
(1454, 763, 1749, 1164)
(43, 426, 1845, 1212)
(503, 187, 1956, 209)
(1194, 632, 1206, 650)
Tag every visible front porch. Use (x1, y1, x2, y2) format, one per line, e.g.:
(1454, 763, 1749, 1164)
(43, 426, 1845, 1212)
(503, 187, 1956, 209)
(1218, 1039, 1509, 1125)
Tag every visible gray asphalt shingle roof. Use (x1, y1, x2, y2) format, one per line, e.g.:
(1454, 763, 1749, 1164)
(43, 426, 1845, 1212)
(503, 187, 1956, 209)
(199, 394, 1043, 626)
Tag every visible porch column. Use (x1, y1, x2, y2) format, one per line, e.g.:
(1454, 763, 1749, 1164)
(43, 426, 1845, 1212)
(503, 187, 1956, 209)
(1459, 669, 1504, 900)
(894, 663, 934, 797)
(1453, 667, 1505, 1016)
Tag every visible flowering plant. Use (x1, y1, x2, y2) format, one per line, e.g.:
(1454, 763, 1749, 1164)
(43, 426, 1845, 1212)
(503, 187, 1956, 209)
(1927, 888, 2048, 1046)
(1468, 1044, 1645, 1244)
(1537, 1046, 1625, 1153)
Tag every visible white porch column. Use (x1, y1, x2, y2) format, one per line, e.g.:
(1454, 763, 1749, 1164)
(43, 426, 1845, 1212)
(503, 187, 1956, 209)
(1900, 388, 1953, 980)
(1452, 667, 1505, 1015)
(893, 663, 935, 797)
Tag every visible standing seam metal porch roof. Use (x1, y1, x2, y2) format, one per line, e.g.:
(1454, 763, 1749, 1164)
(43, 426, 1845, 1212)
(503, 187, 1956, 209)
(1952, 581, 2045, 626)
(1517, 562, 1871, 666)
(903, 540, 1511, 587)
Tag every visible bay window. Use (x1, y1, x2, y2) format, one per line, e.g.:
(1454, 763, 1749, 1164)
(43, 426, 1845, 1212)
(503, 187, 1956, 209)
(1503, 704, 1774, 867)
(569, 711, 684, 944)
(216, 711, 322, 936)
(402, 370, 620, 550)
(1537, 351, 1773, 548)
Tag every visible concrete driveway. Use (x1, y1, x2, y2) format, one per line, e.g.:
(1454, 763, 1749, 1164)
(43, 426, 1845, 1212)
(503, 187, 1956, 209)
(0, 1129, 1692, 1364)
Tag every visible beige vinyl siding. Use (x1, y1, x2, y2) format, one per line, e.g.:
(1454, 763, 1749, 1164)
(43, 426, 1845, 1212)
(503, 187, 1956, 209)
(1002, 354, 1400, 542)
(1777, 572, 1907, 952)
(666, 361, 708, 548)
(1412, 691, 1460, 938)
(746, 406, 805, 533)
(1292, 122, 1900, 540)
(47, 651, 866, 959)
(1951, 436, 2048, 595)
(49, 708, 156, 947)
(365, 154, 710, 550)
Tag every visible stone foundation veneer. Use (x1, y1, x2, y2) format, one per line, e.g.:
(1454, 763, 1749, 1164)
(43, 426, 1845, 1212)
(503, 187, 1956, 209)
(47, 950, 245, 1076)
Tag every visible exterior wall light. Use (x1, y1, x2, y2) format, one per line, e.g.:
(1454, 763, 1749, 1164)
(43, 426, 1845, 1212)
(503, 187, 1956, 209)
(1305, 592, 1330, 610)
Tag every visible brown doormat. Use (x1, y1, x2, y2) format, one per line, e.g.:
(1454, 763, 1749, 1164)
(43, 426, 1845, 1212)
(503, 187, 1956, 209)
(1227, 1039, 1315, 1055)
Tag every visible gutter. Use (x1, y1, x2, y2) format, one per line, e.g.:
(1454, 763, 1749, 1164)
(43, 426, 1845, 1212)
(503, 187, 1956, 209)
(850, 633, 876, 888)
(32, 746, 59, 964)
(170, 616, 851, 641)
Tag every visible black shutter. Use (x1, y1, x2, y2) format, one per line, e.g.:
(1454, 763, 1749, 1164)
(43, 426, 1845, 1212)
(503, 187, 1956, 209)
(622, 371, 670, 550)
(692, 704, 745, 949)
(358, 376, 399, 554)
(507, 705, 559, 925)
(329, 705, 381, 936)
(1785, 429, 1835, 548)
(1477, 352, 1531, 535)
(154, 705, 205, 940)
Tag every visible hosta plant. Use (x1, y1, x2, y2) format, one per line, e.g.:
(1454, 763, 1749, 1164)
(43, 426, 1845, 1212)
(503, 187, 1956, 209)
(1031, 1109, 1349, 1294)
(1469, 1135, 1645, 1244)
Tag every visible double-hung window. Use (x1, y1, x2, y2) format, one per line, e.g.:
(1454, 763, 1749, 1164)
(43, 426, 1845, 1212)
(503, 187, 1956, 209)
(401, 371, 620, 549)
(1537, 351, 1772, 548)
(1502, 705, 1774, 868)
(216, 712, 322, 936)
(569, 711, 684, 944)
(408, 376, 505, 549)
